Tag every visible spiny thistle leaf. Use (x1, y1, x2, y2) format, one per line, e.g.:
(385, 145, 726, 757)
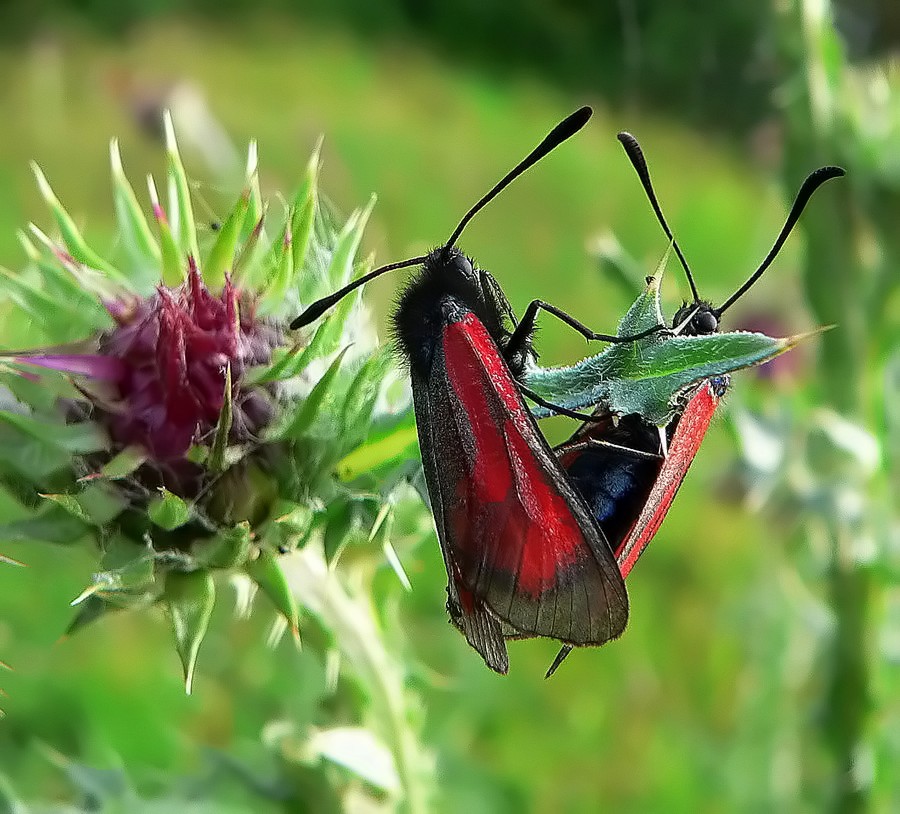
(269, 347, 350, 440)
(336, 414, 419, 483)
(110, 139, 160, 280)
(246, 546, 299, 635)
(92, 446, 147, 481)
(317, 198, 376, 354)
(257, 216, 295, 317)
(241, 140, 263, 240)
(163, 110, 200, 265)
(204, 189, 250, 291)
(250, 320, 329, 385)
(208, 363, 233, 474)
(164, 569, 216, 695)
(195, 522, 253, 569)
(341, 346, 395, 441)
(0, 505, 91, 544)
(148, 489, 192, 531)
(146, 174, 185, 287)
(525, 260, 807, 425)
(290, 139, 321, 281)
(0, 412, 108, 455)
(30, 163, 122, 280)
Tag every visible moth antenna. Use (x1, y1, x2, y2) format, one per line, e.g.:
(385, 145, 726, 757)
(444, 106, 593, 249)
(715, 165, 845, 316)
(617, 132, 700, 303)
(293, 107, 594, 330)
(290, 255, 427, 329)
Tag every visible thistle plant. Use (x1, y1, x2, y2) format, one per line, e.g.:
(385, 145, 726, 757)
(0, 114, 431, 810)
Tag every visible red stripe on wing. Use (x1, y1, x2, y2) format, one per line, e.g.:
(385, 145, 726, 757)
(617, 379, 722, 578)
(443, 316, 588, 594)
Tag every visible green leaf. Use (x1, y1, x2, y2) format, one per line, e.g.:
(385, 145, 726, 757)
(0, 505, 91, 545)
(322, 499, 355, 565)
(22, 253, 111, 331)
(308, 727, 400, 794)
(148, 489, 192, 530)
(317, 197, 376, 355)
(164, 569, 216, 694)
(147, 174, 185, 286)
(194, 522, 253, 569)
(0, 265, 91, 335)
(257, 216, 295, 316)
(208, 363, 233, 473)
(245, 546, 299, 634)
(0, 771, 28, 814)
(163, 111, 200, 265)
(250, 320, 329, 385)
(110, 139, 160, 284)
(30, 162, 122, 279)
(527, 331, 801, 425)
(35, 744, 129, 803)
(95, 445, 147, 480)
(291, 140, 321, 277)
(341, 346, 395, 439)
(336, 414, 419, 482)
(203, 189, 250, 290)
(27, 223, 123, 302)
(73, 539, 156, 606)
(65, 594, 120, 635)
(241, 140, 263, 240)
(39, 493, 91, 525)
(0, 412, 108, 454)
(42, 483, 125, 527)
(269, 348, 349, 440)
(524, 265, 804, 425)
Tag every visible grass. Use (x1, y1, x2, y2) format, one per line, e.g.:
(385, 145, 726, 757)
(0, 17, 822, 812)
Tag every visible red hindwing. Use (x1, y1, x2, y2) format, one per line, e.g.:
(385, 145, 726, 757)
(616, 379, 722, 578)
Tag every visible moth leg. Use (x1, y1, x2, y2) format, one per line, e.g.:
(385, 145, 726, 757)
(507, 298, 668, 361)
(519, 386, 607, 422)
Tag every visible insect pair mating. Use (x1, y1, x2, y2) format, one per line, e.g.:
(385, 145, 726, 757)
(291, 108, 843, 676)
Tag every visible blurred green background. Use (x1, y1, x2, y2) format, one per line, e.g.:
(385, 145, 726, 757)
(0, 1, 898, 812)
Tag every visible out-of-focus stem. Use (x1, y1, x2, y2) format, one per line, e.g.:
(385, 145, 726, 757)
(284, 544, 430, 814)
(777, 1, 873, 811)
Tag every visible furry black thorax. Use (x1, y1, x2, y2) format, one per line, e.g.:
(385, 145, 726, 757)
(392, 246, 533, 380)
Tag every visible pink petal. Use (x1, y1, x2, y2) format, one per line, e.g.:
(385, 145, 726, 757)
(11, 354, 127, 381)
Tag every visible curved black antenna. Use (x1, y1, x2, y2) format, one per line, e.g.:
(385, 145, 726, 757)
(290, 255, 427, 329)
(715, 165, 845, 316)
(445, 106, 593, 249)
(617, 132, 700, 303)
(293, 107, 594, 331)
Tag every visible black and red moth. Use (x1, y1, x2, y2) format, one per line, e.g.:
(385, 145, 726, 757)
(291, 108, 661, 674)
(540, 133, 844, 675)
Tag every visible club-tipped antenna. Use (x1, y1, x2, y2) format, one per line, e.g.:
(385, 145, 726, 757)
(444, 106, 593, 248)
(618, 132, 700, 303)
(290, 255, 427, 329)
(292, 107, 594, 330)
(715, 165, 845, 316)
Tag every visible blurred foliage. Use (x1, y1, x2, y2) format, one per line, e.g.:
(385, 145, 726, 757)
(0, 0, 777, 134)
(0, 1, 897, 813)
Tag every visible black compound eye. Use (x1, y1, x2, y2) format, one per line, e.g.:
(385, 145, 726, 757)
(694, 309, 718, 334)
